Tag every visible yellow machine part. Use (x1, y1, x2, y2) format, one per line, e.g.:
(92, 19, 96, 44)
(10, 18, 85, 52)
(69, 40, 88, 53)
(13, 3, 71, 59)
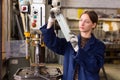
(24, 32, 31, 38)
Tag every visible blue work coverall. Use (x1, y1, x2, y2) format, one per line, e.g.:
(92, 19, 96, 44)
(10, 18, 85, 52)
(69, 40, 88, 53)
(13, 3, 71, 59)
(40, 24, 106, 80)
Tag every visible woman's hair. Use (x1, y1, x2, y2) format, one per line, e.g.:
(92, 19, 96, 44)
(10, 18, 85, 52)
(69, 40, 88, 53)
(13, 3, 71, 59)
(82, 10, 98, 24)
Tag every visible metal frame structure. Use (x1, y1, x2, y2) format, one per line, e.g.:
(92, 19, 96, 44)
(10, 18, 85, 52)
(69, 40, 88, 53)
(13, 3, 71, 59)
(0, 0, 2, 79)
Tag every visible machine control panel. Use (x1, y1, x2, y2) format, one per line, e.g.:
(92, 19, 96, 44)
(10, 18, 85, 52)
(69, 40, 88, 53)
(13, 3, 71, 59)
(20, 5, 28, 12)
(30, 4, 45, 30)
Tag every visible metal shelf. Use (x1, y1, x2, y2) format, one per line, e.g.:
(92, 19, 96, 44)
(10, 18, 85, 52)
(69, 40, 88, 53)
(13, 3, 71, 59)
(99, 18, 120, 22)
(67, 17, 120, 22)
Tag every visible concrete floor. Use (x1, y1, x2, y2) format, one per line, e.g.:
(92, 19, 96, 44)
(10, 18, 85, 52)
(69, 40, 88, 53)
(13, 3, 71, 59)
(100, 63, 120, 80)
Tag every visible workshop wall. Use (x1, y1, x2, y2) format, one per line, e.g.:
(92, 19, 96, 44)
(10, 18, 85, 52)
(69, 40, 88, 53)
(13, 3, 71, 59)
(62, 0, 120, 9)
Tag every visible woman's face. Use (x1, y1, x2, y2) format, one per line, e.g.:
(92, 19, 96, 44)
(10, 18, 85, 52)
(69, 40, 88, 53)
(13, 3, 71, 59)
(79, 13, 96, 33)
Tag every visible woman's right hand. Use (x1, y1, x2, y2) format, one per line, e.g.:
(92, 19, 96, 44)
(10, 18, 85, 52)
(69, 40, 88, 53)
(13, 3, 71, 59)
(69, 32, 79, 52)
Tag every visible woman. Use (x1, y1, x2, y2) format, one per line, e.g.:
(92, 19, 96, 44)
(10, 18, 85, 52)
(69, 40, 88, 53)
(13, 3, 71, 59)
(40, 10, 106, 80)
